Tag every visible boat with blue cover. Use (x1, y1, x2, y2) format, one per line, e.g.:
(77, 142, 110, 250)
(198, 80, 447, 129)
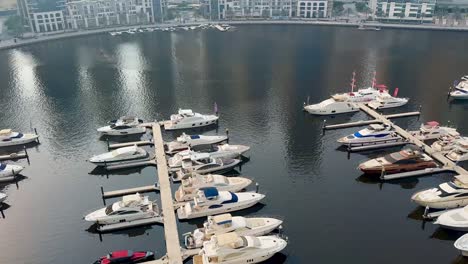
(0, 129, 39, 147)
(177, 187, 264, 220)
(337, 124, 401, 146)
(0, 163, 24, 182)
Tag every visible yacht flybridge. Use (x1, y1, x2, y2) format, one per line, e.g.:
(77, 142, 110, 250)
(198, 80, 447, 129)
(367, 89, 409, 109)
(177, 187, 264, 220)
(193, 233, 287, 264)
(165, 133, 228, 155)
(337, 124, 400, 146)
(175, 173, 252, 202)
(168, 144, 250, 168)
(450, 75, 468, 99)
(172, 157, 241, 182)
(184, 213, 283, 249)
(97, 116, 146, 136)
(0, 163, 24, 182)
(88, 146, 150, 166)
(446, 140, 468, 162)
(410, 121, 458, 141)
(411, 175, 468, 209)
(163, 109, 219, 130)
(431, 132, 464, 152)
(0, 129, 39, 147)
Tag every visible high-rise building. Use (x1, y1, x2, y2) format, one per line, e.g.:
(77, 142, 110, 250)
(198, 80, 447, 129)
(370, 0, 436, 23)
(17, 0, 66, 33)
(0, 0, 17, 16)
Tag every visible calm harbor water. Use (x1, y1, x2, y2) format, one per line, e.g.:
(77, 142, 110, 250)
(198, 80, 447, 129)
(1, 25, 468, 264)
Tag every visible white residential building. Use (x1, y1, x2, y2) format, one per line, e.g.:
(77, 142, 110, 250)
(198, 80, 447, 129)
(371, 1, 435, 23)
(297, 0, 328, 18)
(32, 11, 66, 32)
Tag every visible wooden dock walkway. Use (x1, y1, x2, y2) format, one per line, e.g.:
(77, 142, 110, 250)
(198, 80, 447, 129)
(101, 184, 160, 199)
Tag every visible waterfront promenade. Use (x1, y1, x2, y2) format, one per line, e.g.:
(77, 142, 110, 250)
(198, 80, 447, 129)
(1, 19, 467, 51)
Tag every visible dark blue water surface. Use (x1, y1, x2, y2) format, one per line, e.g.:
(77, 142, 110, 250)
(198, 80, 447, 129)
(1, 25, 468, 264)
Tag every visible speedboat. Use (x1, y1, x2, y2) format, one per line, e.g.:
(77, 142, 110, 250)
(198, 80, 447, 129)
(0, 129, 39, 147)
(163, 109, 219, 130)
(172, 157, 241, 182)
(97, 116, 145, 136)
(358, 148, 437, 175)
(84, 193, 162, 228)
(434, 206, 468, 231)
(175, 173, 252, 202)
(93, 250, 155, 264)
(410, 121, 458, 141)
(88, 146, 150, 166)
(431, 132, 463, 152)
(184, 213, 283, 249)
(177, 187, 264, 220)
(455, 234, 468, 256)
(0, 163, 24, 182)
(337, 124, 400, 146)
(447, 140, 468, 162)
(168, 144, 250, 168)
(194, 233, 287, 264)
(357, 24, 381, 31)
(450, 76, 468, 99)
(165, 133, 228, 155)
(0, 192, 6, 203)
(411, 175, 468, 209)
(367, 92, 409, 109)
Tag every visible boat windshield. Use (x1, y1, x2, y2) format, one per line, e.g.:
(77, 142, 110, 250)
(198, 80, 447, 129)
(383, 152, 405, 163)
(105, 205, 114, 215)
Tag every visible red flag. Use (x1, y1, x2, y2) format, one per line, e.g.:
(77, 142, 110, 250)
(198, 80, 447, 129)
(393, 88, 399, 97)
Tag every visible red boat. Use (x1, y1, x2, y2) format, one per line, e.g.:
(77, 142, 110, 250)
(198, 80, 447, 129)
(93, 250, 155, 264)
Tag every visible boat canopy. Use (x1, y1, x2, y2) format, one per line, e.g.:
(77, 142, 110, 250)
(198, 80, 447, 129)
(454, 175, 468, 188)
(212, 214, 232, 225)
(202, 187, 219, 198)
(0, 164, 6, 171)
(121, 193, 143, 206)
(369, 124, 386, 131)
(190, 135, 201, 139)
(178, 109, 194, 115)
(425, 121, 440, 127)
(0, 129, 12, 136)
(216, 232, 242, 247)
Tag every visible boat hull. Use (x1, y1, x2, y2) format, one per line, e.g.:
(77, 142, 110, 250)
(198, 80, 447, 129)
(164, 119, 218, 130)
(0, 135, 38, 147)
(360, 162, 438, 175)
(177, 200, 261, 220)
(98, 127, 146, 136)
(91, 156, 150, 166)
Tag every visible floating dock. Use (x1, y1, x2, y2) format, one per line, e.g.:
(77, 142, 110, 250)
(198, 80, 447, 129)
(107, 140, 153, 149)
(101, 184, 160, 199)
(0, 147, 29, 162)
(104, 159, 156, 171)
(97, 216, 164, 232)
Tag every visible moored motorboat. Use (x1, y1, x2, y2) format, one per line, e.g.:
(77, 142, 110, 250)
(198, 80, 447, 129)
(93, 250, 155, 264)
(172, 157, 241, 182)
(434, 206, 468, 231)
(168, 144, 249, 168)
(450, 76, 468, 99)
(194, 233, 287, 264)
(409, 121, 458, 141)
(163, 109, 218, 130)
(0, 129, 39, 147)
(165, 133, 228, 155)
(357, 24, 381, 31)
(88, 146, 150, 166)
(367, 89, 409, 109)
(431, 132, 464, 152)
(358, 148, 438, 175)
(0, 163, 24, 182)
(337, 124, 400, 146)
(411, 175, 468, 209)
(455, 234, 468, 256)
(184, 213, 283, 249)
(446, 140, 468, 162)
(177, 187, 264, 220)
(97, 116, 145, 136)
(175, 173, 252, 202)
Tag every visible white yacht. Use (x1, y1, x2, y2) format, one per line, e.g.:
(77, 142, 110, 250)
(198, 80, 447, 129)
(84, 193, 162, 228)
(450, 76, 468, 99)
(455, 234, 468, 256)
(177, 188, 264, 220)
(97, 116, 146, 136)
(434, 206, 468, 231)
(88, 146, 150, 166)
(168, 144, 250, 168)
(163, 109, 219, 130)
(175, 173, 252, 202)
(172, 157, 241, 182)
(165, 133, 228, 155)
(409, 121, 458, 141)
(0, 129, 39, 147)
(184, 213, 283, 249)
(431, 132, 463, 152)
(194, 233, 287, 264)
(447, 140, 468, 162)
(411, 175, 468, 209)
(367, 92, 409, 109)
(0, 192, 7, 203)
(0, 163, 24, 182)
(337, 124, 400, 146)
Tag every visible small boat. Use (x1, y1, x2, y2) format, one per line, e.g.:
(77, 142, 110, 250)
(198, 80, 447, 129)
(163, 109, 218, 130)
(409, 121, 458, 141)
(304, 98, 360, 115)
(450, 76, 468, 99)
(446, 140, 468, 162)
(0, 163, 24, 182)
(184, 213, 283, 249)
(109, 32, 117, 36)
(194, 233, 287, 264)
(84, 193, 163, 230)
(357, 24, 381, 31)
(97, 116, 146, 136)
(173, 157, 241, 182)
(0, 192, 6, 203)
(358, 148, 438, 175)
(168, 144, 250, 168)
(455, 234, 468, 256)
(88, 146, 150, 166)
(177, 187, 264, 219)
(165, 133, 228, 155)
(411, 175, 468, 209)
(434, 206, 468, 231)
(175, 173, 252, 202)
(93, 250, 155, 264)
(367, 90, 408, 109)
(0, 129, 39, 147)
(337, 124, 401, 146)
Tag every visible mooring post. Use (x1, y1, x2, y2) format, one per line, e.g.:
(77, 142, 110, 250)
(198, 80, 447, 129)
(34, 128, 40, 143)
(423, 206, 429, 219)
(379, 166, 386, 180)
(225, 128, 229, 143)
(106, 138, 110, 150)
(24, 146, 30, 164)
(255, 182, 259, 193)
(322, 120, 327, 135)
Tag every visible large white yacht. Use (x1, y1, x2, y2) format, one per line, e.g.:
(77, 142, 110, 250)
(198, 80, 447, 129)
(455, 234, 468, 256)
(168, 144, 250, 168)
(0, 129, 39, 147)
(411, 175, 468, 209)
(88, 146, 150, 166)
(184, 213, 283, 249)
(84, 193, 163, 229)
(450, 75, 468, 99)
(337, 124, 400, 146)
(163, 109, 219, 130)
(446, 140, 468, 162)
(177, 188, 264, 220)
(175, 173, 252, 202)
(194, 233, 287, 264)
(172, 157, 241, 182)
(165, 133, 228, 155)
(97, 116, 146, 136)
(367, 91, 409, 109)
(0, 163, 24, 182)
(409, 121, 458, 141)
(434, 206, 468, 231)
